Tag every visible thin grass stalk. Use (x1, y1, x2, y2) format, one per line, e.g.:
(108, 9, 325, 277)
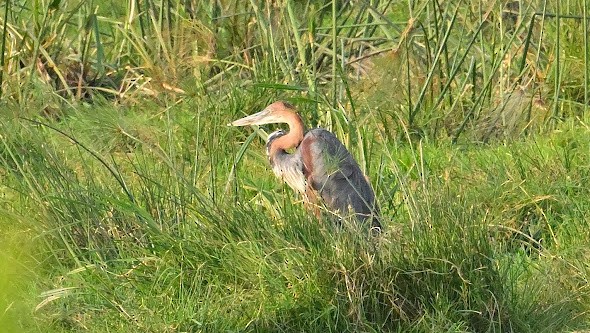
(415, 20, 433, 99)
(118, 1, 132, 63)
(21, 118, 139, 211)
(249, 0, 275, 68)
(345, 3, 365, 42)
(77, 15, 92, 99)
(521, 11, 587, 78)
(166, 0, 173, 46)
(499, 1, 507, 97)
(408, 2, 460, 127)
(365, 0, 399, 39)
(224, 131, 257, 197)
(148, 6, 172, 64)
(433, 0, 454, 108)
(373, 0, 395, 38)
(388, 114, 420, 235)
(0, 0, 9, 99)
(430, 0, 440, 106)
(38, 46, 74, 98)
(553, 0, 561, 122)
(0, 133, 39, 209)
(90, 11, 105, 77)
(443, 1, 457, 109)
(137, 0, 147, 38)
(158, 0, 166, 56)
(534, 4, 549, 132)
(430, 5, 496, 116)
(443, 56, 475, 128)
(338, 67, 368, 172)
(477, 0, 486, 90)
(332, 0, 337, 106)
(452, 57, 503, 143)
(354, 2, 370, 80)
(518, 14, 538, 75)
(314, 1, 354, 74)
(585, 0, 588, 117)
(208, 120, 218, 203)
(286, 0, 312, 90)
(21, 2, 53, 102)
(405, 36, 412, 114)
(406, 0, 413, 17)
(117, 23, 155, 69)
(0, 158, 88, 267)
(450, 2, 533, 142)
(306, 9, 318, 100)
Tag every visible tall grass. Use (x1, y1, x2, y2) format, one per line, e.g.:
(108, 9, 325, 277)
(2, 101, 590, 331)
(1, 0, 590, 332)
(1, 0, 585, 136)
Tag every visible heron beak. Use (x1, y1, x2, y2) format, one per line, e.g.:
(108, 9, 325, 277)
(228, 109, 278, 126)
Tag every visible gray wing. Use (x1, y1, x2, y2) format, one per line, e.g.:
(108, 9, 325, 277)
(299, 129, 380, 227)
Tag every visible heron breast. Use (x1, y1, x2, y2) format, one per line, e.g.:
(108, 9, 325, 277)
(272, 163, 307, 194)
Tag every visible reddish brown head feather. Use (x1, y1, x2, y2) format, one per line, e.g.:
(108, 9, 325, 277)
(265, 102, 305, 155)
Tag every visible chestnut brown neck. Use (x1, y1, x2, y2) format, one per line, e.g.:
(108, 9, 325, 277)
(269, 110, 305, 156)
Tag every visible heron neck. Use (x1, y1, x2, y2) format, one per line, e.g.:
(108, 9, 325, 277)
(270, 112, 305, 154)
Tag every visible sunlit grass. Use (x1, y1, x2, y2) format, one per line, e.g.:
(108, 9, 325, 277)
(2, 98, 590, 331)
(1, 0, 590, 332)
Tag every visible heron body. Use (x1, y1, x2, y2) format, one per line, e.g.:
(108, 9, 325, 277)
(230, 101, 381, 229)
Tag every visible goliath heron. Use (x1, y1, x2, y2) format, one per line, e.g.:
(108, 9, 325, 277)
(229, 101, 381, 230)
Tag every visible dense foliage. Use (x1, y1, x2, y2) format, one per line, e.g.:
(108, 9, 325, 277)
(1, 0, 589, 332)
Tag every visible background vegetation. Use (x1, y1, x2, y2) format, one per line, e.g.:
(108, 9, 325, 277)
(1, 0, 589, 331)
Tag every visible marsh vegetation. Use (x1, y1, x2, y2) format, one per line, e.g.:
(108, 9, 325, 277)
(1, 0, 589, 331)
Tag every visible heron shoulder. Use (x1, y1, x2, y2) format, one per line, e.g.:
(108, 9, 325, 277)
(302, 128, 348, 153)
(300, 128, 360, 180)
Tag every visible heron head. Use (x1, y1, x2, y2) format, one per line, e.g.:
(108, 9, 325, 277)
(228, 101, 296, 127)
